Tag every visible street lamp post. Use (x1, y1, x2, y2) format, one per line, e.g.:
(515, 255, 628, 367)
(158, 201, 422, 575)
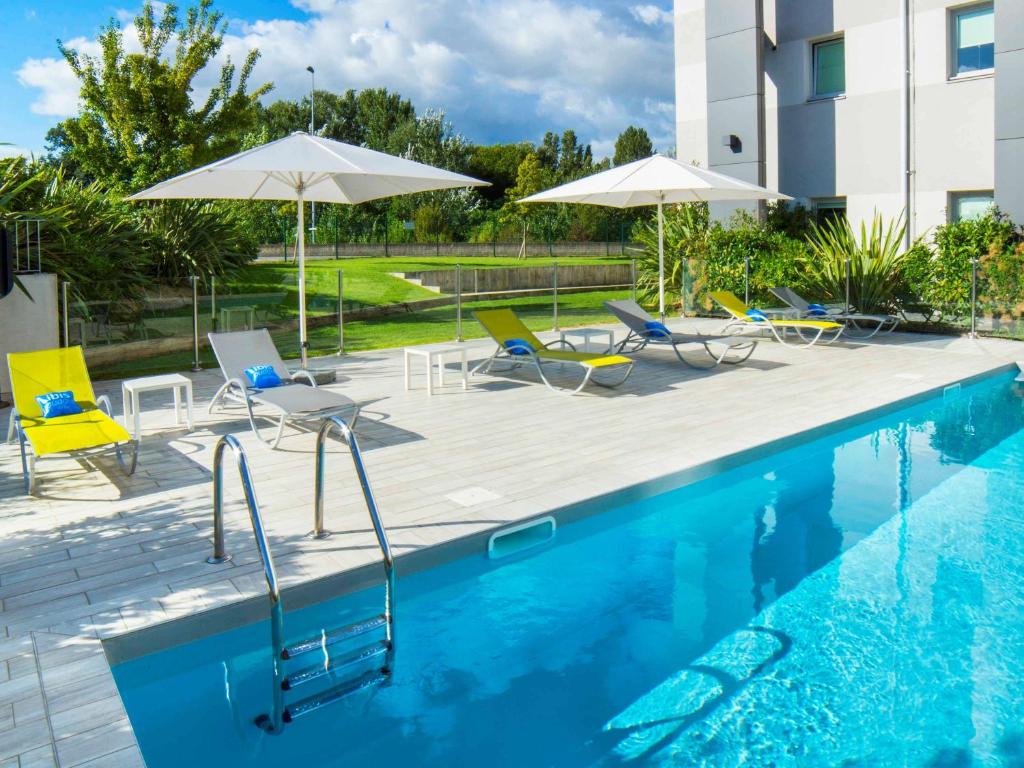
(306, 65, 316, 244)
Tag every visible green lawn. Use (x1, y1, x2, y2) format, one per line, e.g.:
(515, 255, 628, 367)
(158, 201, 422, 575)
(232, 255, 630, 310)
(90, 287, 633, 380)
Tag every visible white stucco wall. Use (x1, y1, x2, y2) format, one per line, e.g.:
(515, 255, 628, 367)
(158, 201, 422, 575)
(675, 0, 996, 236)
(0, 273, 59, 403)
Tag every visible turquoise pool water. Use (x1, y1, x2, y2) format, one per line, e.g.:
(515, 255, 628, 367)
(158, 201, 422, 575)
(114, 371, 1024, 767)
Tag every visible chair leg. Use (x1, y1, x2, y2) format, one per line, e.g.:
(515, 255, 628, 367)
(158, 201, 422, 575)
(208, 381, 233, 414)
(6, 410, 16, 444)
(17, 426, 32, 495)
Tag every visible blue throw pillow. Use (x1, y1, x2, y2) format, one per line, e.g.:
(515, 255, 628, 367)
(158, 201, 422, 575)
(35, 391, 82, 419)
(806, 307, 828, 317)
(746, 309, 768, 321)
(503, 338, 534, 356)
(643, 321, 672, 338)
(244, 365, 282, 389)
(808, 303, 827, 311)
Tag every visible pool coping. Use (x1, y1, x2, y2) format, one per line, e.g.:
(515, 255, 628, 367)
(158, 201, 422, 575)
(102, 361, 1018, 666)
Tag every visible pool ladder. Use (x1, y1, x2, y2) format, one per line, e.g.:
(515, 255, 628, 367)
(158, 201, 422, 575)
(208, 416, 395, 734)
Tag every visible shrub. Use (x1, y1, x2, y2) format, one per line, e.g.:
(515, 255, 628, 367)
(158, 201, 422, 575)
(903, 211, 1016, 320)
(804, 214, 910, 312)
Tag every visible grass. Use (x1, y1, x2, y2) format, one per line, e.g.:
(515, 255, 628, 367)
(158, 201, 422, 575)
(232, 255, 630, 310)
(89, 287, 634, 380)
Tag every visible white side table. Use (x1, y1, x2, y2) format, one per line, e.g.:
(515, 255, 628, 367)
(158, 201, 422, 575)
(559, 328, 615, 353)
(404, 346, 469, 395)
(121, 374, 194, 441)
(219, 306, 257, 332)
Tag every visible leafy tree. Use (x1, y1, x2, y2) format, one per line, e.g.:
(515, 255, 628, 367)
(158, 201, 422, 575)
(466, 143, 534, 205)
(501, 153, 556, 257)
(46, 0, 271, 190)
(613, 126, 654, 166)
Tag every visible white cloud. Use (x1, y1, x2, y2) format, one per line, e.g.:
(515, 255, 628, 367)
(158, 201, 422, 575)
(16, 58, 81, 116)
(15, 0, 676, 156)
(630, 4, 672, 26)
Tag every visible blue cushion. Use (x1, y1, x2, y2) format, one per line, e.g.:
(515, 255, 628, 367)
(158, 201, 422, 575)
(503, 338, 534, 356)
(806, 307, 829, 317)
(643, 321, 672, 338)
(35, 391, 82, 419)
(244, 365, 282, 389)
(808, 303, 827, 311)
(746, 309, 768, 321)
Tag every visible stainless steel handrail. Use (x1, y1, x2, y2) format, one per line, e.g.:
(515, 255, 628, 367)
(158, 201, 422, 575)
(207, 435, 286, 734)
(314, 416, 396, 663)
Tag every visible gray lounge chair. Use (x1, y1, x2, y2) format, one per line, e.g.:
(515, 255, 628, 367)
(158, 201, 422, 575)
(770, 287, 899, 339)
(605, 299, 757, 368)
(208, 330, 359, 448)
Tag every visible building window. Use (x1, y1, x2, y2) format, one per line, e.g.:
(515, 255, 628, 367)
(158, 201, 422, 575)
(813, 198, 847, 227)
(812, 37, 845, 98)
(950, 191, 994, 221)
(952, 4, 994, 76)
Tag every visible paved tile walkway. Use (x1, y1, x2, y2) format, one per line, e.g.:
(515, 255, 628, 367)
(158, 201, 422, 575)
(0, 319, 1021, 766)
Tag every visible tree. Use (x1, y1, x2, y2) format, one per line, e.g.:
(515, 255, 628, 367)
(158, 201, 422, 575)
(466, 142, 533, 205)
(46, 0, 271, 190)
(502, 153, 555, 257)
(614, 126, 655, 166)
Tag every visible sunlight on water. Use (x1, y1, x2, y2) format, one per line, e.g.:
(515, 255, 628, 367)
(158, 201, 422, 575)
(115, 372, 1024, 767)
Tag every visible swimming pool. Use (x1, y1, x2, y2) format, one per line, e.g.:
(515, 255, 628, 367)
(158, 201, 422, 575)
(113, 370, 1024, 767)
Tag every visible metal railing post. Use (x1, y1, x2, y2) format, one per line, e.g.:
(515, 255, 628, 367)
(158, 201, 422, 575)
(552, 261, 559, 331)
(455, 264, 463, 342)
(970, 257, 978, 338)
(744, 257, 751, 305)
(191, 276, 202, 372)
(337, 269, 345, 354)
(60, 281, 70, 347)
(210, 276, 217, 332)
(845, 258, 852, 313)
(313, 416, 396, 661)
(207, 435, 284, 735)
(631, 258, 637, 303)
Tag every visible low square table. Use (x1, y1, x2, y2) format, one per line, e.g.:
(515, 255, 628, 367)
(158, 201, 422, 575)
(404, 346, 469, 395)
(121, 373, 194, 441)
(559, 328, 615, 354)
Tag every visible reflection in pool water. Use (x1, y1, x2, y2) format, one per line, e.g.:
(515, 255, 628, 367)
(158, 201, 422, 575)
(115, 372, 1024, 767)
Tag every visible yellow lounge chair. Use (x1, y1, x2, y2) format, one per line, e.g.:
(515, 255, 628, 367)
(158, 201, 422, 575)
(708, 291, 844, 348)
(473, 309, 635, 394)
(7, 346, 137, 494)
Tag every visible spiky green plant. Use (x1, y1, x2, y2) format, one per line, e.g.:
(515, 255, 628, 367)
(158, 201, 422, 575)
(804, 214, 911, 312)
(634, 202, 709, 311)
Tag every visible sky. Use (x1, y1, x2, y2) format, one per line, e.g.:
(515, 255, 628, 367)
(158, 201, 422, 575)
(1, 0, 675, 161)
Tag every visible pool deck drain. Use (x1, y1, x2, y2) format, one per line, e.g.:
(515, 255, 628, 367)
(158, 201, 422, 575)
(0, 319, 1021, 767)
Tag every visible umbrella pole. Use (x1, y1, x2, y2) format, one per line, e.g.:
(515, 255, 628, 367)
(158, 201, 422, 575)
(657, 199, 665, 321)
(297, 188, 308, 369)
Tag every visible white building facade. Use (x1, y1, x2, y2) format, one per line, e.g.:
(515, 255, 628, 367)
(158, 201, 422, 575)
(674, 0, 1024, 238)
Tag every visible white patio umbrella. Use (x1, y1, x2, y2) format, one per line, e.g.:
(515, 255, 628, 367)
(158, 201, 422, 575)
(519, 154, 789, 319)
(130, 131, 487, 366)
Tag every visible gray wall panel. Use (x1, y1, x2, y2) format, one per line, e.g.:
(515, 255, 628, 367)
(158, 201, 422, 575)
(995, 1, 1024, 222)
(705, 29, 763, 100)
(706, 0, 760, 38)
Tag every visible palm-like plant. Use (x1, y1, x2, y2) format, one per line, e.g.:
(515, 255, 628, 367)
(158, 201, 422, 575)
(634, 202, 709, 311)
(803, 214, 910, 312)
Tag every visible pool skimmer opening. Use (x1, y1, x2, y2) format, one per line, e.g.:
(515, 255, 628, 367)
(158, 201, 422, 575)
(487, 517, 557, 559)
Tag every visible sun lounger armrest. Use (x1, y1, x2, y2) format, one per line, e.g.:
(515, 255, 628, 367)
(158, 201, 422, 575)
(96, 395, 115, 418)
(542, 339, 576, 352)
(290, 369, 318, 388)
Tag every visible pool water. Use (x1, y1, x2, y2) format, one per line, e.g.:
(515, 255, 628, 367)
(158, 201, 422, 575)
(114, 372, 1024, 767)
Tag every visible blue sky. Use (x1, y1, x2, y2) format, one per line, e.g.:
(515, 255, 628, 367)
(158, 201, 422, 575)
(2, 0, 675, 160)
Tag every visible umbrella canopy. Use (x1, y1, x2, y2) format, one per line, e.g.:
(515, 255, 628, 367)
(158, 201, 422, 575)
(519, 154, 789, 317)
(130, 131, 487, 365)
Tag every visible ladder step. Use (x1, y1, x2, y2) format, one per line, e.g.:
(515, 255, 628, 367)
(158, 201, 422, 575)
(281, 614, 387, 660)
(282, 640, 390, 691)
(283, 671, 389, 722)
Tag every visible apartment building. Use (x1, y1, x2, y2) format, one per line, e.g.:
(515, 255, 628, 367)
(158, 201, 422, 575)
(674, 0, 1024, 238)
